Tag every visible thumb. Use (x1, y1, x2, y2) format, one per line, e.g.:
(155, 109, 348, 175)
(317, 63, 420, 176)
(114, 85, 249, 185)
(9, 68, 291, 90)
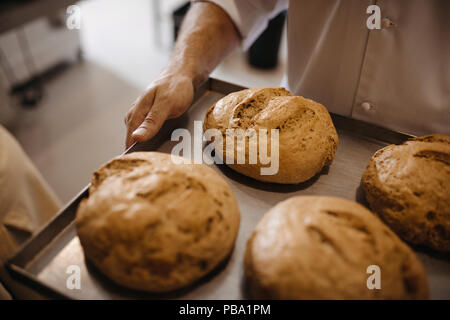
(131, 104, 169, 142)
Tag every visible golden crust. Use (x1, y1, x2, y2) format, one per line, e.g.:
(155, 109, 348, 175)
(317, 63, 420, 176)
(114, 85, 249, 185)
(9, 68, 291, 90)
(75, 152, 240, 292)
(203, 88, 338, 184)
(362, 134, 450, 251)
(245, 196, 428, 299)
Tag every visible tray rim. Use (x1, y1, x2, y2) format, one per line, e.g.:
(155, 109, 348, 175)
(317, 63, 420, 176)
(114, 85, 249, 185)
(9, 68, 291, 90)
(6, 77, 416, 299)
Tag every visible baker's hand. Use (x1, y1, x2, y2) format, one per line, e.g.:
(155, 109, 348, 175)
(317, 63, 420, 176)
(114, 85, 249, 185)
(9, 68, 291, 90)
(125, 73, 194, 149)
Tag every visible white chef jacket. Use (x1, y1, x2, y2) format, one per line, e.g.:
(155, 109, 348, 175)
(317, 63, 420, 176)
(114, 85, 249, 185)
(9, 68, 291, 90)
(204, 0, 450, 136)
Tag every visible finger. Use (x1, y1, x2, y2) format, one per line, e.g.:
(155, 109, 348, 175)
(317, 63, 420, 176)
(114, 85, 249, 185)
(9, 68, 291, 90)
(126, 109, 140, 149)
(124, 103, 135, 125)
(125, 128, 135, 149)
(131, 102, 169, 142)
(125, 90, 156, 148)
(127, 90, 156, 132)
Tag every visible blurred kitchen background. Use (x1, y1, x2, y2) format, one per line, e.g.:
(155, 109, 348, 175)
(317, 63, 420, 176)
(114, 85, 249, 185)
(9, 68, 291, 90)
(0, 0, 287, 203)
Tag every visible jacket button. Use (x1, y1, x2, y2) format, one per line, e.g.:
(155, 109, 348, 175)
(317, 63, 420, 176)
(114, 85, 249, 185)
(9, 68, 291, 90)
(361, 102, 372, 111)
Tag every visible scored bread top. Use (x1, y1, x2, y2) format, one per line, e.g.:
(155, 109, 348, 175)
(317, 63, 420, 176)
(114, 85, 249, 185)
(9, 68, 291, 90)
(362, 134, 450, 251)
(245, 196, 429, 299)
(203, 88, 339, 184)
(75, 152, 241, 292)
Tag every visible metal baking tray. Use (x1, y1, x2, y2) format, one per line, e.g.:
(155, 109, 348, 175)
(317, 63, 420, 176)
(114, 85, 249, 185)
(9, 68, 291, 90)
(7, 78, 450, 299)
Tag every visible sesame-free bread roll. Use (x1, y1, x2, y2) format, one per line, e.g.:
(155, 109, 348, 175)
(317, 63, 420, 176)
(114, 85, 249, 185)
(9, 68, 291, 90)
(203, 87, 338, 184)
(76, 152, 240, 292)
(362, 134, 450, 251)
(245, 196, 428, 299)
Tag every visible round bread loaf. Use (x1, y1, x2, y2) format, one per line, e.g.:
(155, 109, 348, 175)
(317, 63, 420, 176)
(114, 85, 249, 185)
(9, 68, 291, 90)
(203, 87, 338, 184)
(244, 196, 428, 299)
(75, 152, 240, 292)
(362, 134, 450, 251)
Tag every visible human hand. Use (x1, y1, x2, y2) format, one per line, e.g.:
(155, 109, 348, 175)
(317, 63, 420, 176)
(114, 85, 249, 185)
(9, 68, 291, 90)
(124, 73, 194, 149)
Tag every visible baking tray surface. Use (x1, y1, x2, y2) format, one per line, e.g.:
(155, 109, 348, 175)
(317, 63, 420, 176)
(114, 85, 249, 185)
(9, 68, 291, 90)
(7, 78, 450, 299)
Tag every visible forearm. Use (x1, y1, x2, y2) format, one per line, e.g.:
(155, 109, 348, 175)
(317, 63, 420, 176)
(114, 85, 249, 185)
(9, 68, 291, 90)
(125, 2, 240, 146)
(163, 2, 241, 87)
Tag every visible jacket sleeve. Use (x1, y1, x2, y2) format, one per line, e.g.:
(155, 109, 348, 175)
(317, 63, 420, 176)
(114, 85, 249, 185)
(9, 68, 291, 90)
(193, 0, 288, 49)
